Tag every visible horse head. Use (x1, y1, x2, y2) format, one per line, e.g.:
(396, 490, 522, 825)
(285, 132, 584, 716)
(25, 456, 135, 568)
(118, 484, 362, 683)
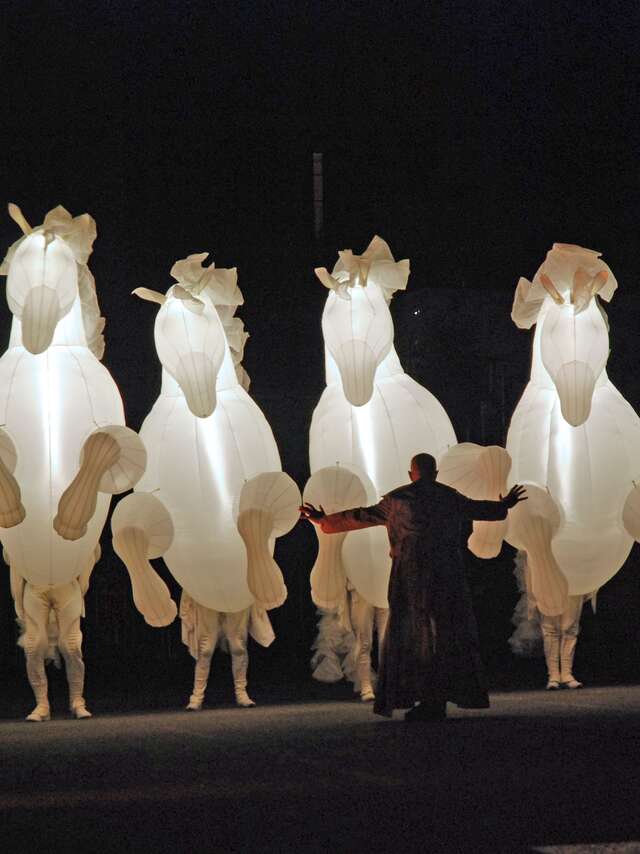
(1, 204, 97, 355)
(315, 236, 409, 406)
(134, 252, 241, 418)
(512, 243, 617, 427)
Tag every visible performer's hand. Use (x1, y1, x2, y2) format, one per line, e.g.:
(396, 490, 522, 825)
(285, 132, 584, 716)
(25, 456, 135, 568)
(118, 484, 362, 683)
(500, 484, 527, 509)
(299, 503, 326, 524)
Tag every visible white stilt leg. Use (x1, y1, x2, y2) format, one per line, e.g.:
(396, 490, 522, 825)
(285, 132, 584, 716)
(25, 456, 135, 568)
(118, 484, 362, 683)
(55, 582, 91, 718)
(225, 610, 255, 707)
(22, 583, 51, 721)
(560, 596, 584, 688)
(186, 607, 219, 711)
(350, 592, 376, 701)
(540, 617, 561, 689)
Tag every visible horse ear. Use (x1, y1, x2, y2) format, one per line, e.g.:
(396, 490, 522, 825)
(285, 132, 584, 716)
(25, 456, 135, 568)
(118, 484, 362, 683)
(315, 267, 335, 289)
(8, 204, 32, 235)
(132, 288, 166, 306)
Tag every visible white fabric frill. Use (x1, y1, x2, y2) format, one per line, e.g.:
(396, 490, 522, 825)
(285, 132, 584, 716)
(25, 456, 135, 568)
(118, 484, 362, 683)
(179, 590, 274, 659)
(16, 611, 62, 669)
(508, 550, 543, 658)
(310, 595, 355, 683)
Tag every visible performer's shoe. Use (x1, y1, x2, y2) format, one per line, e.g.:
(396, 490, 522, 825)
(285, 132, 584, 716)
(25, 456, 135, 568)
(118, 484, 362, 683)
(186, 697, 203, 711)
(360, 687, 375, 703)
(71, 701, 92, 719)
(561, 678, 583, 689)
(404, 702, 446, 722)
(26, 704, 51, 722)
(235, 689, 256, 708)
(546, 680, 561, 690)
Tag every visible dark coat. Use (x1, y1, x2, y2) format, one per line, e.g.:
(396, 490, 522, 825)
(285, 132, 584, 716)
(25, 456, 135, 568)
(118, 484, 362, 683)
(320, 478, 508, 716)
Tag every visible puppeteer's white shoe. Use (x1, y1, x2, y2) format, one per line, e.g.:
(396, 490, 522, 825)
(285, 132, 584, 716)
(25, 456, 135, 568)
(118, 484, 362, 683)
(186, 697, 203, 711)
(235, 689, 256, 708)
(360, 687, 375, 702)
(26, 705, 51, 722)
(71, 701, 92, 719)
(562, 678, 583, 689)
(546, 680, 560, 690)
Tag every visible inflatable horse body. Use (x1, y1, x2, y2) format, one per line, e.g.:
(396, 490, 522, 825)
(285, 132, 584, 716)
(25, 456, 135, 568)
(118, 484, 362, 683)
(134, 265, 284, 615)
(506, 244, 640, 599)
(0, 206, 144, 592)
(117, 254, 300, 708)
(306, 237, 455, 695)
(309, 236, 456, 610)
(0, 204, 146, 721)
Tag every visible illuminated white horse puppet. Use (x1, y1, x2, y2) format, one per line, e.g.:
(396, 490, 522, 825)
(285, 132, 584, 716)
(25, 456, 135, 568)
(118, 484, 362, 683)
(304, 236, 456, 701)
(438, 244, 640, 689)
(0, 204, 147, 721)
(503, 244, 640, 687)
(113, 253, 300, 709)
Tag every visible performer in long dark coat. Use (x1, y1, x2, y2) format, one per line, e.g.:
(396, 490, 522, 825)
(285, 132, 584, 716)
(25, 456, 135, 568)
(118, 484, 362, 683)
(301, 454, 526, 721)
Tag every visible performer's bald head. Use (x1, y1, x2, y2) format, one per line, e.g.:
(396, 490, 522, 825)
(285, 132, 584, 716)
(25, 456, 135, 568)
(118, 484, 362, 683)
(409, 453, 437, 482)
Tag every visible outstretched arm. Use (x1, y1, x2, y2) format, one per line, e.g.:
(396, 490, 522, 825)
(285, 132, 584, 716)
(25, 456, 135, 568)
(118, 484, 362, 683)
(300, 499, 390, 533)
(458, 484, 528, 521)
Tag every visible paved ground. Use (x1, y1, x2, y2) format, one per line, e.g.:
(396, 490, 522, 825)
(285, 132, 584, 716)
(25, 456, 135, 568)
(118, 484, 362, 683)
(1, 684, 640, 854)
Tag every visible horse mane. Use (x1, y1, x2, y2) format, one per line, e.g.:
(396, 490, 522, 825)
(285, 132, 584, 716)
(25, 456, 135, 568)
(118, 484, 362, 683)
(170, 253, 250, 390)
(1, 205, 105, 359)
(77, 265, 106, 360)
(212, 301, 251, 391)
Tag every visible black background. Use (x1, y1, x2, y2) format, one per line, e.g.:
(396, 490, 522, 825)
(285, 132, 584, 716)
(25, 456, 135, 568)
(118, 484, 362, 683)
(1, 1, 640, 707)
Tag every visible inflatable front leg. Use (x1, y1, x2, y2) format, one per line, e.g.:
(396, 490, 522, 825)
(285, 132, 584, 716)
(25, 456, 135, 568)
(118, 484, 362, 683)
(310, 530, 349, 609)
(0, 430, 25, 528)
(54, 425, 146, 541)
(438, 444, 511, 558)
(303, 467, 369, 609)
(111, 493, 177, 627)
(237, 472, 301, 610)
(505, 485, 568, 617)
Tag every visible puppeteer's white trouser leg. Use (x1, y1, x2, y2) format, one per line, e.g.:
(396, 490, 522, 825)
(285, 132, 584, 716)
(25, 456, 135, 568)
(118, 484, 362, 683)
(350, 593, 389, 702)
(541, 621, 562, 689)
(187, 607, 220, 711)
(224, 610, 255, 708)
(53, 581, 91, 718)
(541, 595, 584, 690)
(22, 580, 89, 720)
(22, 583, 52, 721)
(350, 592, 374, 701)
(559, 596, 584, 689)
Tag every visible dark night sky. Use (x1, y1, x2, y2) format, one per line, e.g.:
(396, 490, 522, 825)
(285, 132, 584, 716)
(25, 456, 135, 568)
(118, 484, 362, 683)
(2, 1, 640, 685)
(3, 0, 639, 435)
